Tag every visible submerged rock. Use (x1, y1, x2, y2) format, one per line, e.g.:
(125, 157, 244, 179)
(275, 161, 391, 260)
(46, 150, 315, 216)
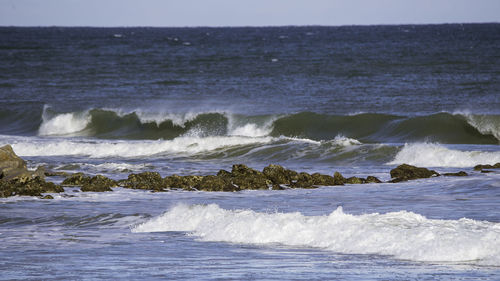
(390, 164, 440, 183)
(443, 171, 468, 177)
(365, 176, 382, 183)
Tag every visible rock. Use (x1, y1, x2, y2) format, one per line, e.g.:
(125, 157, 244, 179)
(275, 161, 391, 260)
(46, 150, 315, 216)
(346, 176, 365, 184)
(390, 164, 440, 183)
(80, 175, 117, 192)
(0, 144, 31, 180)
(333, 172, 346, 185)
(366, 176, 382, 183)
(481, 170, 493, 173)
(231, 164, 271, 190)
(194, 175, 239, 192)
(262, 164, 298, 185)
(61, 172, 91, 186)
(0, 177, 64, 198)
(216, 169, 232, 179)
(291, 172, 317, 189)
(164, 175, 203, 190)
(474, 163, 500, 171)
(272, 184, 285, 190)
(41, 195, 54, 199)
(120, 172, 165, 191)
(443, 171, 468, 177)
(311, 173, 336, 186)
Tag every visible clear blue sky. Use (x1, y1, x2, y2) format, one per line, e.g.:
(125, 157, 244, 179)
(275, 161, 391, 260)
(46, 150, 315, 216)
(1, 0, 499, 27)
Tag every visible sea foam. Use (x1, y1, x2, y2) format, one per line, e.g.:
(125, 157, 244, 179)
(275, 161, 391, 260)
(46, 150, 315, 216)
(39, 111, 90, 136)
(132, 204, 500, 265)
(388, 143, 500, 167)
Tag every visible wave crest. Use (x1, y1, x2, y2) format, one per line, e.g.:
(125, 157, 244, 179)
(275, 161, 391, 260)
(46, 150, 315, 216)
(132, 204, 500, 265)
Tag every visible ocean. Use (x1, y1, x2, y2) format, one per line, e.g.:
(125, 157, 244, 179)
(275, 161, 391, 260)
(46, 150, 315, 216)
(1, 24, 500, 280)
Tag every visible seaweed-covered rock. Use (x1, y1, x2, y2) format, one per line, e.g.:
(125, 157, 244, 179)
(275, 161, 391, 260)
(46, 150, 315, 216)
(390, 164, 440, 183)
(231, 164, 271, 190)
(120, 172, 165, 191)
(62, 172, 92, 186)
(194, 175, 239, 192)
(443, 171, 468, 177)
(164, 174, 202, 190)
(333, 172, 346, 185)
(262, 164, 298, 185)
(81, 175, 117, 192)
(311, 173, 336, 186)
(291, 172, 317, 189)
(366, 176, 382, 183)
(346, 176, 366, 184)
(473, 163, 500, 171)
(0, 177, 64, 198)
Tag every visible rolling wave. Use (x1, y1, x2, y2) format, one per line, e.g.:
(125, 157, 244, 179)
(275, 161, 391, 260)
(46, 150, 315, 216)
(133, 204, 500, 265)
(0, 106, 498, 144)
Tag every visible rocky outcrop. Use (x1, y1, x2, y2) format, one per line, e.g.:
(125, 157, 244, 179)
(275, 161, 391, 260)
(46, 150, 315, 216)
(62, 173, 92, 186)
(119, 172, 166, 191)
(390, 164, 440, 183)
(0, 177, 63, 198)
(0, 144, 42, 180)
(81, 175, 118, 192)
(262, 164, 298, 185)
(194, 175, 238, 192)
(473, 163, 500, 171)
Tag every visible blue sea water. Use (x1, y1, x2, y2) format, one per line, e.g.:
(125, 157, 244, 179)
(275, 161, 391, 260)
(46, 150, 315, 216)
(1, 24, 500, 280)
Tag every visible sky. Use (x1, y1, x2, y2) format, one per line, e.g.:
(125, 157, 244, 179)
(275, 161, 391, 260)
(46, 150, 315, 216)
(1, 0, 499, 27)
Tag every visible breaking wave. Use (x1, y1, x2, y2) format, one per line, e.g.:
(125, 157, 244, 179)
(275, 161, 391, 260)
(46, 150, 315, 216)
(389, 143, 500, 167)
(1, 106, 499, 144)
(133, 204, 500, 266)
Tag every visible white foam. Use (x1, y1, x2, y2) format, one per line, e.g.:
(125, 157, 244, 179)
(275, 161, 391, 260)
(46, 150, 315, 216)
(39, 110, 90, 136)
(9, 135, 275, 158)
(388, 143, 500, 167)
(328, 135, 362, 146)
(132, 204, 500, 265)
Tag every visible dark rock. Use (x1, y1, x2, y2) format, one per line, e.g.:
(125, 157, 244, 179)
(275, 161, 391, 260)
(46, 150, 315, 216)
(481, 170, 493, 173)
(120, 172, 165, 191)
(311, 173, 336, 186)
(366, 176, 382, 183)
(291, 172, 317, 189)
(62, 172, 91, 186)
(390, 164, 440, 183)
(262, 164, 298, 185)
(346, 177, 366, 184)
(81, 175, 117, 192)
(443, 171, 468, 177)
(474, 163, 500, 171)
(194, 175, 239, 192)
(0, 177, 64, 198)
(41, 195, 54, 199)
(333, 172, 346, 185)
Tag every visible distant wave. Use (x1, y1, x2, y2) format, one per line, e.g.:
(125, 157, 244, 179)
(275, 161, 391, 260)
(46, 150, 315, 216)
(1, 106, 499, 144)
(133, 204, 500, 266)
